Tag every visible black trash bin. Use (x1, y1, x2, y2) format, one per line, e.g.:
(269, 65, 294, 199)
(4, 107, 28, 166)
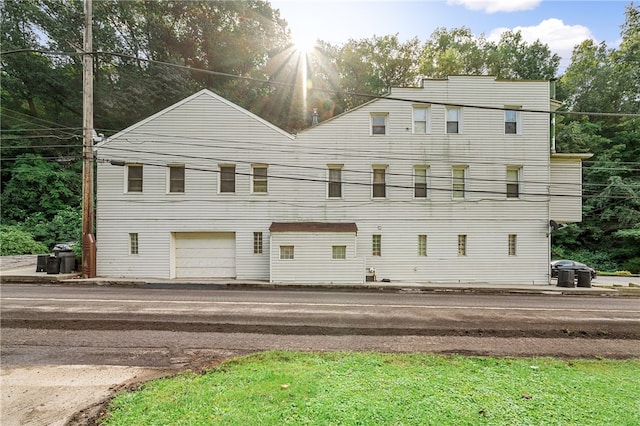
(36, 254, 48, 272)
(46, 255, 60, 274)
(557, 270, 575, 287)
(577, 270, 592, 288)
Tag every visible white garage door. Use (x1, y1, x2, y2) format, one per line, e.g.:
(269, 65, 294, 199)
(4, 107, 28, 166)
(174, 232, 236, 278)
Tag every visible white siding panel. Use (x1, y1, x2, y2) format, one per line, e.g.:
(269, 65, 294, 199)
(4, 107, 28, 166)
(550, 157, 583, 223)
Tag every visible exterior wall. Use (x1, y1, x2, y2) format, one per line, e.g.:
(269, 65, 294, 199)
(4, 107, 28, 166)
(550, 156, 585, 223)
(270, 232, 363, 283)
(95, 78, 586, 284)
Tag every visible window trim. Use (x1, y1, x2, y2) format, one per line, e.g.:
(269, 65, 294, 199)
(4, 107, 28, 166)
(452, 166, 468, 200)
(372, 165, 388, 199)
(508, 234, 517, 256)
(219, 164, 236, 193)
(446, 107, 462, 134)
(372, 234, 381, 256)
(126, 164, 143, 193)
(129, 233, 139, 255)
(412, 106, 430, 134)
(414, 166, 429, 199)
(279, 245, 294, 260)
(251, 164, 268, 194)
(332, 245, 347, 260)
(506, 166, 522, 199)
(504, 106, 522, 135)
(457, 234, 467, 256)
(370, 113, 388, 136)
(253, 232, 263, 255)
(418, 234, 427, 256)
(167, 164, 185, 193)
(327, 165, 343, 199)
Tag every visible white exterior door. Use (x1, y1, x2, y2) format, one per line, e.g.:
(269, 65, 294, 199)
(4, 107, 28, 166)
(174, 232, 236, 278)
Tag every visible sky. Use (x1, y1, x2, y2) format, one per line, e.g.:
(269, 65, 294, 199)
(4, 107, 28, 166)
(271, 0, 630, 70)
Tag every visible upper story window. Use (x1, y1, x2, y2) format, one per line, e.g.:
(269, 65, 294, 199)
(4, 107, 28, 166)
(506, 166, 522, 198)
(505, 106, 522, 134)
(413, 106, 430, 134)
(328, 165, 343, 198)
(446, 107, 462, 134)
(126, 164, 143, 193)
(219, 165, 236, 193)
(168, 164, 185, 193)
(252, 165, 268, 193)
(452, 166, 468, 199)
(371, 113, 388, 135)
(414, 166, 429, 198)
(372, 166, 387, 198)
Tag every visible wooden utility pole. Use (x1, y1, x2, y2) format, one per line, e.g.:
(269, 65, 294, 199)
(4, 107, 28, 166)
(81, 0, 96, 278)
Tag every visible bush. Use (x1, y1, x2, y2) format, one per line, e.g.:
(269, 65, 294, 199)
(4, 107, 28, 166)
(23, 206, 81, 250)
(0, 227, 49, 255)
(621, 257, 640, 274)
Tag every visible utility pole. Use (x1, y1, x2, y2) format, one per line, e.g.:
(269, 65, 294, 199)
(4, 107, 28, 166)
(81, 0, 96, 278)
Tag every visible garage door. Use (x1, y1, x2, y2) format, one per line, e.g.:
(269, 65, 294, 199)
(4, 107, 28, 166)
(174, 232, 236, 278)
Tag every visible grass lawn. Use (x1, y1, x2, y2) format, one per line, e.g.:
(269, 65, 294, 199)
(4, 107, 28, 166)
(102, 351, 640, 425)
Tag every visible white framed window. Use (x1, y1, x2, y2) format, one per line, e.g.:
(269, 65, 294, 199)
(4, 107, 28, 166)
(129, 233, 139, 255)
(328, 165, 342, 198)
(253, 232, 263, 254)
(371, 113, 388, 135)
(505, 107, 522, 134)
(372, 166, 387, 198)
(168, 164, 185, 193)
(414, 166, 429, 198)
(508, 234, 517, 256)
(219, 165, 236, 193)
(506, 166, 522, 198)
(452, 166, 468, 199)
(126, 164, 143, 193)
(418, 234, 427, 256)
(252, 165, 268, 193)
(372, 234, 381, 256)
(446, 107, 462, 134)
(332, 245, 346, 260)
(413, 106, 430, 134)
(458, 234, 467, 256)
(280, 245, 294, 260)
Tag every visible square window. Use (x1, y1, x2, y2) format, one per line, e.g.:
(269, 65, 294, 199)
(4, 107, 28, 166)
(508, 234, 517, 256)
(220, 165, 236, 193)
(252, 166, 268, 193)
(371, 114, 387, 135)
(458, 234, 467, 256)
(332, 245, 346, 260)
(328, 167, 342, 198)
(373, 167, 387, 198)
(418, 234, 427, 256)
(127, 164, 143, 192)
(414, 167, 429, 198)
(372, 234, 381, 256)
(253, 232, 263, 254)
(280, 245, 294, 260)
(129, 233, 139, 255)
(169, 165, 185, 193)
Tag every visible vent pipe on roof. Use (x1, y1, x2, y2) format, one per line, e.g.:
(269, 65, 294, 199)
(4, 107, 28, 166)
(311, 108, 319, 126)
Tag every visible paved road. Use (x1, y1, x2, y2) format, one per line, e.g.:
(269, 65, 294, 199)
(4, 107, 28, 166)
(2, 283, 639, 425)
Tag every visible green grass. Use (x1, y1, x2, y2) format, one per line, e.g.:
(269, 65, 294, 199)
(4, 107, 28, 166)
(102, 351, 640, 425)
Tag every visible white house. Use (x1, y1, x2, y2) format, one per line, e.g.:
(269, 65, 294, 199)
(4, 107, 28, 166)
(95, 76, 590, 285)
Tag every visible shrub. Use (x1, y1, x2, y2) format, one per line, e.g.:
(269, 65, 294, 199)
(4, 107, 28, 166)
(0, 227, 49, 255)
(621, 257, 640, 274)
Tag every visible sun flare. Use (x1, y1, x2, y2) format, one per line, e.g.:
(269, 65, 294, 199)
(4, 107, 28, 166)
(291, 29, 318, 54)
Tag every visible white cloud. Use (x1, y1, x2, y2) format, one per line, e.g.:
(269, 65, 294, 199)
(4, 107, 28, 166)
(488, 18, 595, 67)
(447, 0, 541, 14)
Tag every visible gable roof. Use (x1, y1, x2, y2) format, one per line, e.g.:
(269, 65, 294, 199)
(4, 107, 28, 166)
(96, 89, 294, 148)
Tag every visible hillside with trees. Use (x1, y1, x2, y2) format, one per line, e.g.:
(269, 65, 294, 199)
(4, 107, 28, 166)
(1, 1, 638, 272)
